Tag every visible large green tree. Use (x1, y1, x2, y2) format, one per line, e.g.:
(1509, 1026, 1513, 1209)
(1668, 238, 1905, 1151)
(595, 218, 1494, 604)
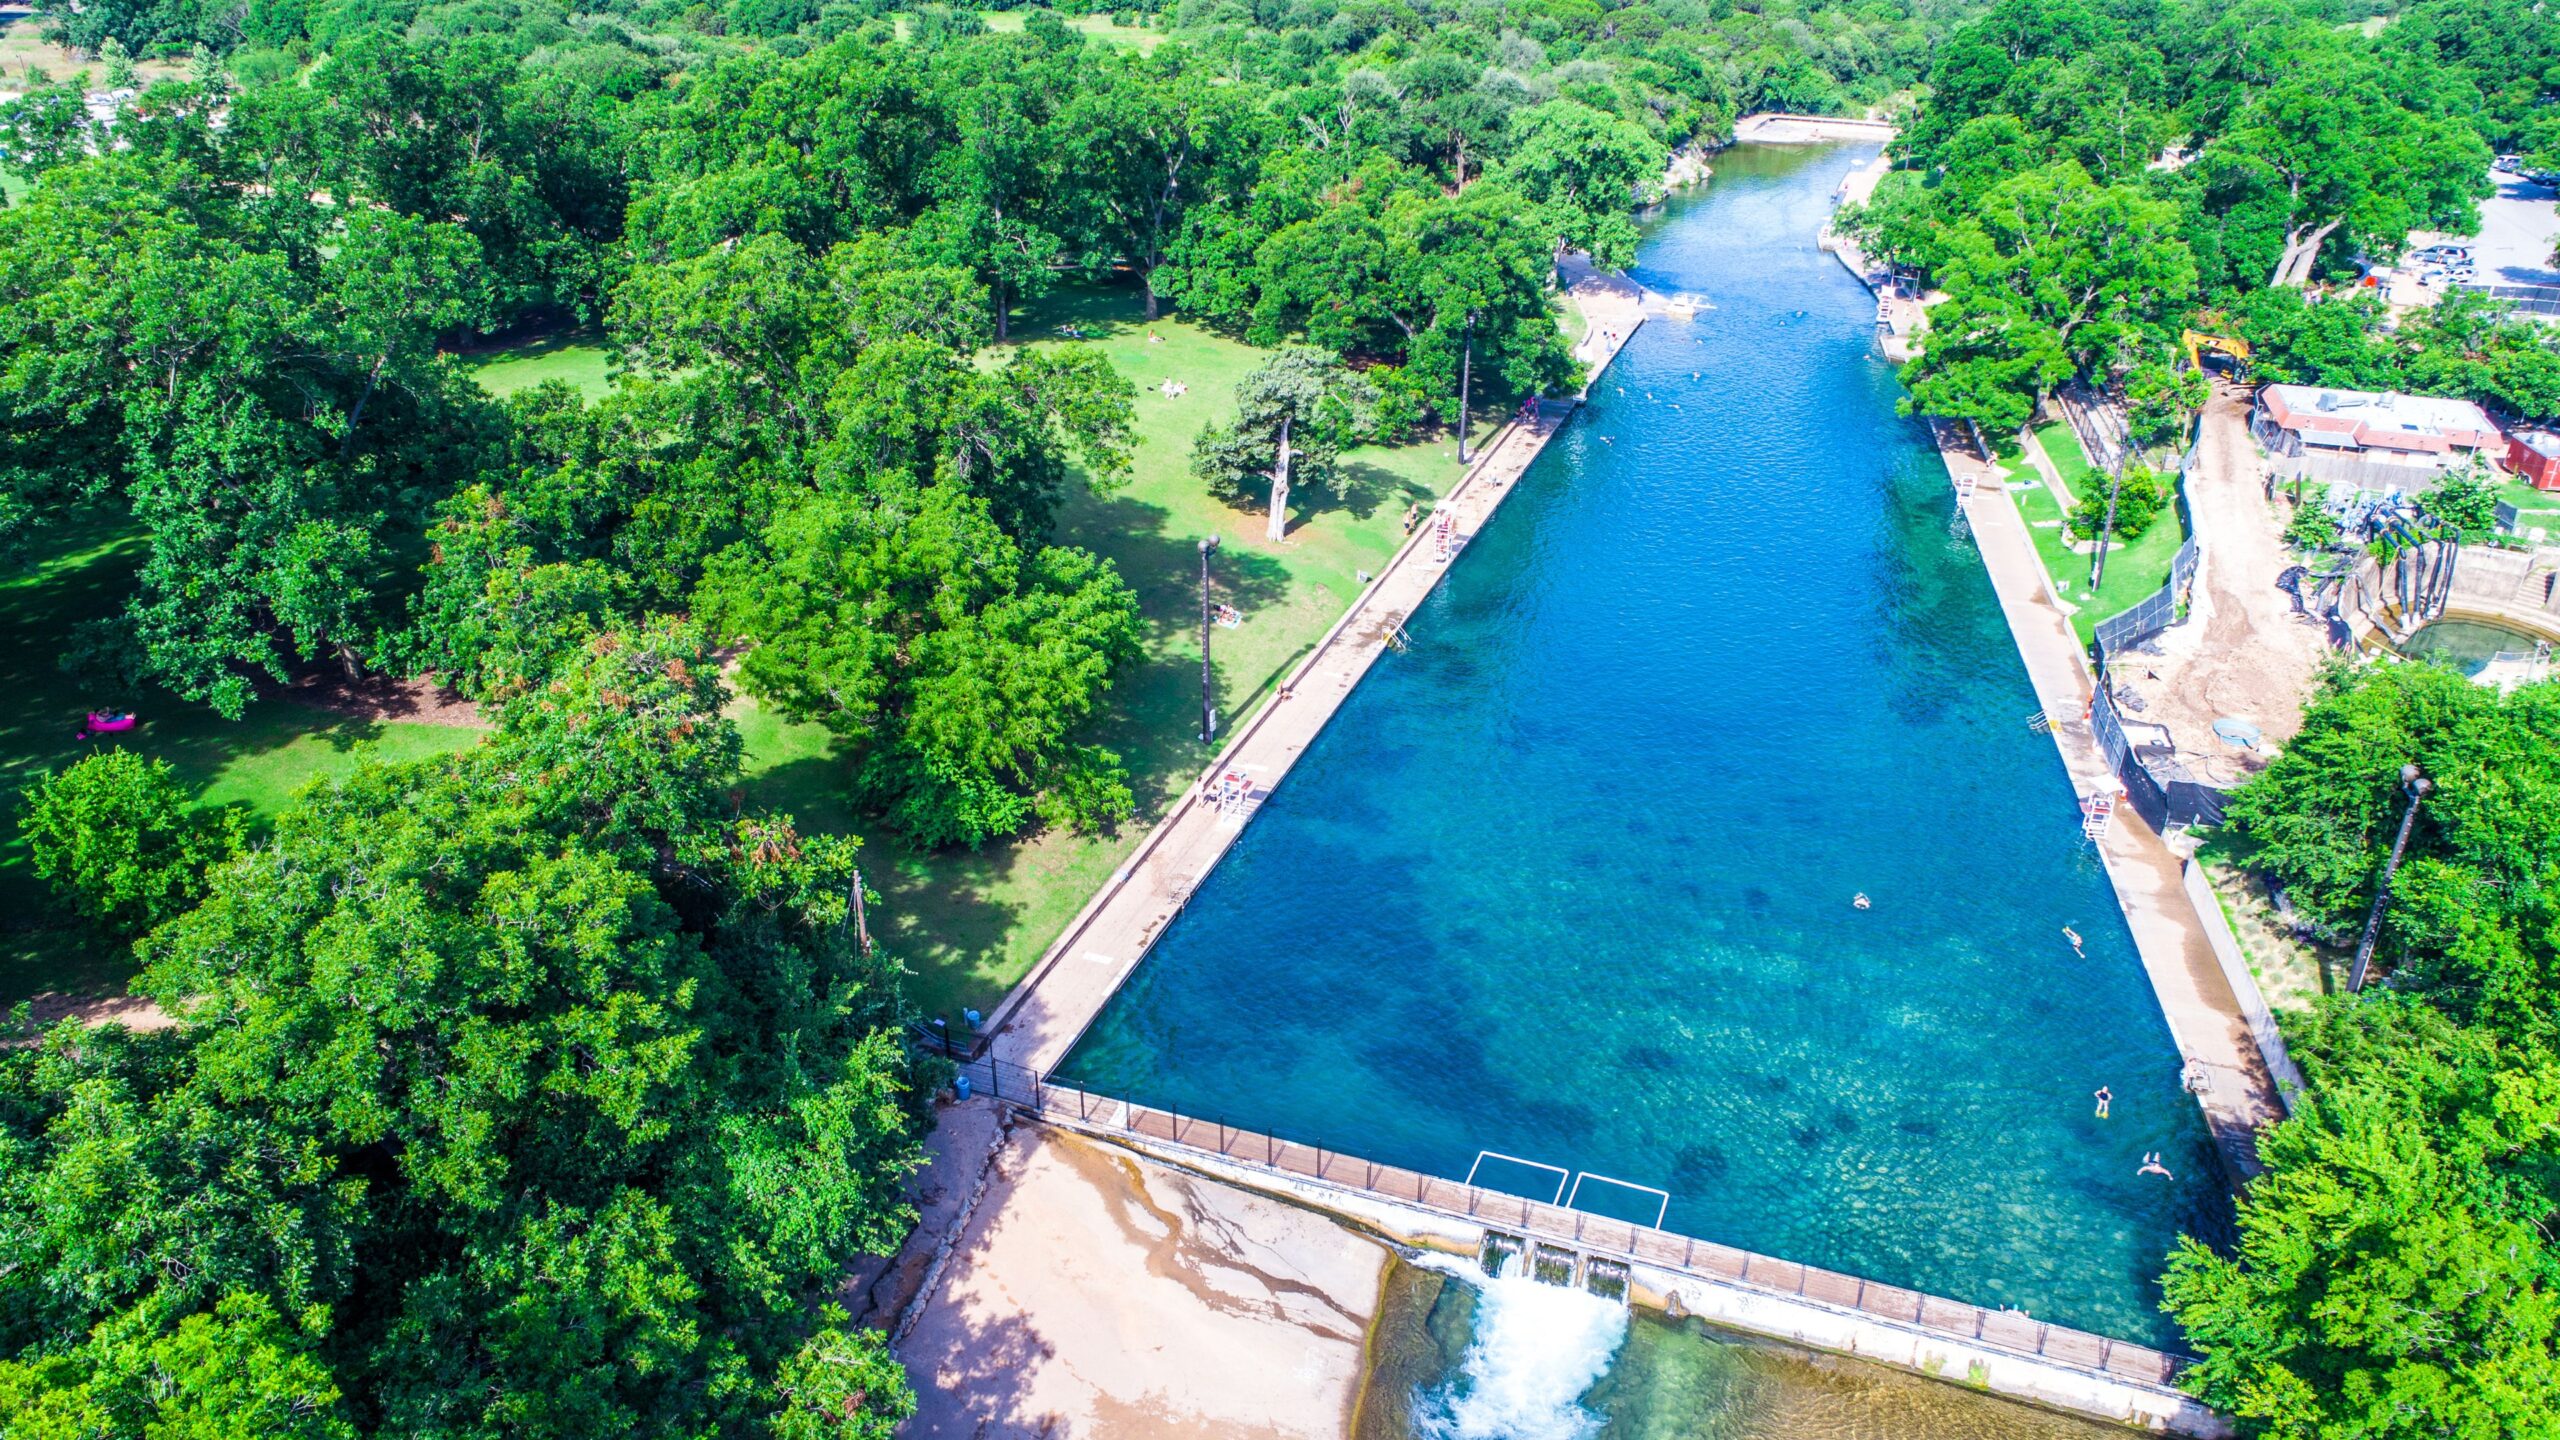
(2214, 53, 2491, 286)
(2165, 997, 2560, 1440)
(0, 621, 924, 1438)
(697, 484, 1146, 848)
(1192, 347, 1380, 544)
(0, 157, 500, 715)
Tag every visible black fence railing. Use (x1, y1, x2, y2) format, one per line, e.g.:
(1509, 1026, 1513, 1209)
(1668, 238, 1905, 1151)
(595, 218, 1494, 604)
(2088, 664, 2230, 832)
(2092, 534, 2198, 657)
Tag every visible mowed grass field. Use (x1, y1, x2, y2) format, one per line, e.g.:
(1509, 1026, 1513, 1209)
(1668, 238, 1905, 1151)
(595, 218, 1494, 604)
(1, 282, 1516, 1017)
(459, 331, 617, 398)
(737, 284, 1500, 1021)
(2014, 422, 2189, 643)
(0, 514, 481, 1005)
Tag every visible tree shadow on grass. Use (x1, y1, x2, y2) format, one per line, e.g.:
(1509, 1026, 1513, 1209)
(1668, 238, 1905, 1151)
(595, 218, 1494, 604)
(1296, 457, 1438, 529)
(1060, 492, 1293, 648)
(1007, 280, 1149, 343)
(738, 749, 1031, 1024)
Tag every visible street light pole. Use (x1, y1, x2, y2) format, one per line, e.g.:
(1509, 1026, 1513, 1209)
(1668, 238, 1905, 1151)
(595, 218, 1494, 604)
(2090, 461, 2123, 592)
(1455, 316, 1476, 465)
(1198, 535, 1220, 744)
(2348, 762, 2432, 993)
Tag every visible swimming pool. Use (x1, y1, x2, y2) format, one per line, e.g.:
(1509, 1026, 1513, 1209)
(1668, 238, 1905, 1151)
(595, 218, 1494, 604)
(1058, 143, 2223, 1346)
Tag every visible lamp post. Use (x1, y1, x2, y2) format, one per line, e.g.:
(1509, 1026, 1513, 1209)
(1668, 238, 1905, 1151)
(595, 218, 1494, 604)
(2090, 461, 2124, 591)
(1198, 535, 1220, 744)
(1455, 314, 1476, 465)
(2348, 762, 2432, 993)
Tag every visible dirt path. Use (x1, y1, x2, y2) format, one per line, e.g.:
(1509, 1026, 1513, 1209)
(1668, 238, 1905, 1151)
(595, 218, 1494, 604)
(2111, 384, 2330, 788)
(279, 666, 486, 729)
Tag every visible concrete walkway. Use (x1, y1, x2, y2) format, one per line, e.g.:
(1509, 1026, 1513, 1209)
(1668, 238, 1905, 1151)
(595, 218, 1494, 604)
(1938, 425, 2282, 1182)
(985, 274, 1649, 1076)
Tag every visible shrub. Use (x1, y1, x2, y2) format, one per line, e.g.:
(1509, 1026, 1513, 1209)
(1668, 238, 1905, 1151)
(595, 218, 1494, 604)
(2284, 500, 2342, 553)
(21, 751, 233, 937)
(2067, 465, 2168, 542)
(2423, 461, 2498, 537)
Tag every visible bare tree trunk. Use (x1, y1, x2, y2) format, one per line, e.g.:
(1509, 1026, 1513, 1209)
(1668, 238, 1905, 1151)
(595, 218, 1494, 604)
(1266, 414, 1294, 543)
(2290, 218, 2342, 285)
(2271, 218, 2343, 287)
(1455, 132, 1468, 193)
(1142, 264, 1160, 320)
(993, 277, 1008, 341)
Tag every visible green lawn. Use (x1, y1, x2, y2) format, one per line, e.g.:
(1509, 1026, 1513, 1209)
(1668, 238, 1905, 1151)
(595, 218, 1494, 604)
(735, 283, 1499, 1022)
(2496, 472, 2560, 538)
(455, 279, 1523, 1024)
(458, 332, 616, 400)
(2012, 420, 2186, 644)
(0, 513, 483, 1005)
(2032, 420, 2097, 504)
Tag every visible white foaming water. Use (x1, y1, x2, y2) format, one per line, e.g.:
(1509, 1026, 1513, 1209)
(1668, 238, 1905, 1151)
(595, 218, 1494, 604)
(1411, 1256, 1630, 1440)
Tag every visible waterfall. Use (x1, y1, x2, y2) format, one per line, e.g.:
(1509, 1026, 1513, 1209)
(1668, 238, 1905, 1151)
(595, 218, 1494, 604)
(1410, 1256, 1630, 1440)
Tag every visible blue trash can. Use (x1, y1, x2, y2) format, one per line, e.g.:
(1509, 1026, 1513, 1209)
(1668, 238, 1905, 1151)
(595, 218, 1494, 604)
(953, 1073, 973, 1101)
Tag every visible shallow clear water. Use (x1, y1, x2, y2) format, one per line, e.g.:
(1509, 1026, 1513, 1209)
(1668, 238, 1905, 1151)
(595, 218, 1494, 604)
(2402, 617, 2543, 676)
(1367, 1261, 2125, 1440)
(1061, 143, 2223, 1345)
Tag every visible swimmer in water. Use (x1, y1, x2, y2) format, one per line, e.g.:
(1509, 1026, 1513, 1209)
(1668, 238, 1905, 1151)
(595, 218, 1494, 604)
(1852, 892, 1871, 910)
(2093, 1086, 2111, 1119)
(2137, 1153, 2173, 1179)
(2062, 925, 2085, 958)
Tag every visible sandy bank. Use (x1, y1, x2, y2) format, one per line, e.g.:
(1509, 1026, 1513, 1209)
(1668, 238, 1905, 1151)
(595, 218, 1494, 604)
(891, 1104, 1390, 1438)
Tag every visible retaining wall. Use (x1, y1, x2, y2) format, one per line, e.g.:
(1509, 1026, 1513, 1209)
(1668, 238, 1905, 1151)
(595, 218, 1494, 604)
(1024, 1099, 2229, 1439)
(2181, 860, 2305, 1112)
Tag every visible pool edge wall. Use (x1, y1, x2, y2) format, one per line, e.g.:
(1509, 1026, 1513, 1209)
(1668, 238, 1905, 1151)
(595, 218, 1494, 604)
(1064, 1118, 2232, 1439)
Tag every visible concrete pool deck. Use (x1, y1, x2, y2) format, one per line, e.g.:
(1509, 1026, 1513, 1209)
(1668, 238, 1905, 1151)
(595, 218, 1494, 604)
(1934, 424, 2283, 1180)
(982, 267, 1649, 1076)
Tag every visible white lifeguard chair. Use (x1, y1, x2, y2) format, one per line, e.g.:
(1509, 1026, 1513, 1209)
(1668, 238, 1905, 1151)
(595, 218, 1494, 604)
(2081, 791, 2118, 841)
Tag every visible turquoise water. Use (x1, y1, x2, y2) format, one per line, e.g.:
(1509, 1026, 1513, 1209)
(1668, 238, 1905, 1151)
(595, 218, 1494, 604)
(1060, 144, 2222, 1346)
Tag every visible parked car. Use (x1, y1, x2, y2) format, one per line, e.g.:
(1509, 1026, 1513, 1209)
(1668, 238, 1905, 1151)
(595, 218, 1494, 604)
(2411, 244, 2474, 266)
(2497, 153, 2523, 172)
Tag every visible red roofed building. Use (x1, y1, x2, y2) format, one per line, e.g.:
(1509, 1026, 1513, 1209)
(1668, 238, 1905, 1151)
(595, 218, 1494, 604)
(2253, 384, 2504, 470)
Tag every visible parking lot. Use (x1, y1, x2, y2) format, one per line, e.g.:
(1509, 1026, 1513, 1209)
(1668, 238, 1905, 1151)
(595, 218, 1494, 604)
(2413, 169, 2560, 288)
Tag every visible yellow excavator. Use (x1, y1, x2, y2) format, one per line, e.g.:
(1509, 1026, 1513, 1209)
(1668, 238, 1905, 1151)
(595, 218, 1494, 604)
(2180, 324, 2251, 377)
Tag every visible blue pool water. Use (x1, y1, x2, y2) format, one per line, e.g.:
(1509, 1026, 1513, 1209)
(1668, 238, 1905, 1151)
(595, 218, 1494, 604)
(1060, 143, 2222, 1346)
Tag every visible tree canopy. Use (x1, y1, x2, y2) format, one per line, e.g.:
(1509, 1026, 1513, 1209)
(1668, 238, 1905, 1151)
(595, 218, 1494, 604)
(1855, 0, 2558, 433)
(0, 622, 926, 1437)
